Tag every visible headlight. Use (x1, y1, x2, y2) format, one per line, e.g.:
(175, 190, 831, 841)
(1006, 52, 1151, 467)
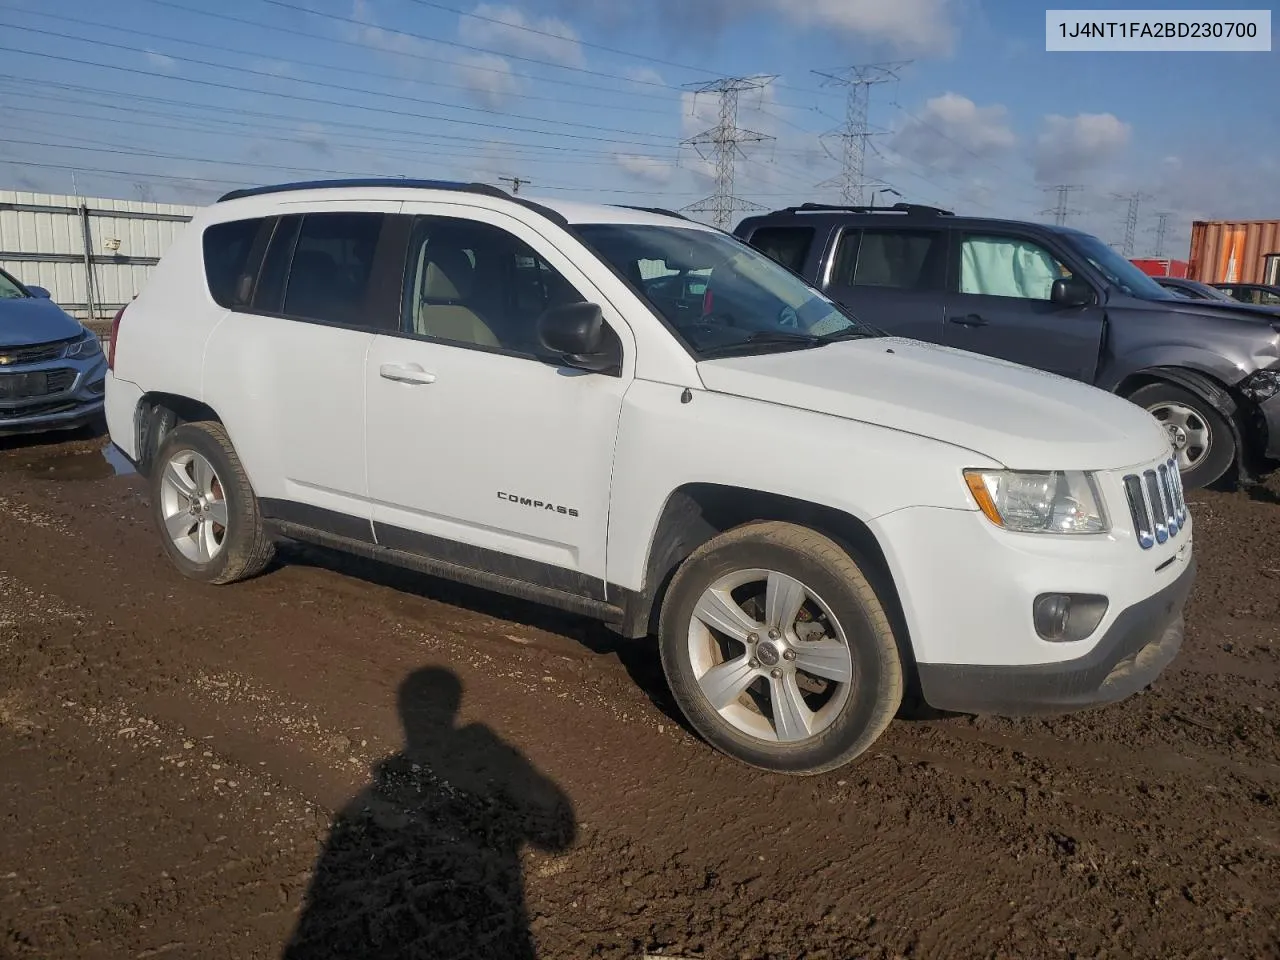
(1238, 368, 1280, 403)
(963, 469, 1109, 534)
(65, 333, 103, 359)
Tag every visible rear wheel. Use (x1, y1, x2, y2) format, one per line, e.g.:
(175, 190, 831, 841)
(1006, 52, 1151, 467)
(658, 521, 903, 775)
(1128, 382, 1234, 489)
(150, 420, 275, 584)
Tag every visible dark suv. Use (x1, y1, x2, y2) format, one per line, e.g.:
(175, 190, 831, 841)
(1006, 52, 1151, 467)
(734, 203, 1280, 489)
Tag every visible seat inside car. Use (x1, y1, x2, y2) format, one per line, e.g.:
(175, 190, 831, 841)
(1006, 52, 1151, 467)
(413, 244, 500, 348)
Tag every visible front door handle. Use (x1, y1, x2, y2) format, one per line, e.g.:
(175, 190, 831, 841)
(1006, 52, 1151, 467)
(379, 363, 437, 384)
(949, 313, 988, 327)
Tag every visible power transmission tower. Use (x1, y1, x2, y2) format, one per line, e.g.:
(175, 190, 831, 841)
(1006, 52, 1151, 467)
(1113, 191, 1154, 257)
(499, 176, 530, 195)
(811, 62, 910, 205)
(1040, 184, 1083, 226)
(680, 75, 776, 228)
(1151, 211, 1173, 257)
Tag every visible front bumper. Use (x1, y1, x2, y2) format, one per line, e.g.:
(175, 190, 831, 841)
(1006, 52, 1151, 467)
(0, 353, 107, 436)
(917, 558, 1195, 715)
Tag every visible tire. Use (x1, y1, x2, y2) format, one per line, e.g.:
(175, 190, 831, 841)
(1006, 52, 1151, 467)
(658, 521, 903, 775)
(149, 420, 275, 584)
(1128, 382, 1235, 490)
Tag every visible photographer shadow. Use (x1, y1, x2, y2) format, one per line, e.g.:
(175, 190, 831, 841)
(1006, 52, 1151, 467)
(282, 667, 576, 960)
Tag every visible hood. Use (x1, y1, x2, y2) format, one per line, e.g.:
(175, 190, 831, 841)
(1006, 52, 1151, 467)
(1133, 293, 1280, 323)
(696, 337, 1170, 470)
(0, 296, 84, 348)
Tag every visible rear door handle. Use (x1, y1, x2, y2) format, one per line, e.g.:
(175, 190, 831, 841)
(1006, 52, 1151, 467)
(379, 363, 437, 384)
(949, 313, 988, 327)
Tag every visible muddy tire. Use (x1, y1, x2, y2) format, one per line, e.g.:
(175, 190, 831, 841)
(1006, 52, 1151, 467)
(658, 521, 903, 775)
(150, 420, 275, 585)
(1128, 382, 1234, 490)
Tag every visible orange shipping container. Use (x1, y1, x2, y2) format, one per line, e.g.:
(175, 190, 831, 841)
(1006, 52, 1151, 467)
(1187, 219, 1280, 285)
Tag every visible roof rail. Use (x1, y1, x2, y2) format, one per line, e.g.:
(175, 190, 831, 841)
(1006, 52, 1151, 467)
(612, 204, 692, 222)
(765, 201, 955, 217)
(214, 178, 569, 227)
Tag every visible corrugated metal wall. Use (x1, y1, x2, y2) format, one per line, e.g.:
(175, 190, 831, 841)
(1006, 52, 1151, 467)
(0, 191, 198, 320)
(1187, 219, 1280, 285)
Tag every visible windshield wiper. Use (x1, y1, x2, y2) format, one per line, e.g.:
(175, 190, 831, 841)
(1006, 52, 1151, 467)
(816, 327, 876, 343)
(697, 330, 822, 358)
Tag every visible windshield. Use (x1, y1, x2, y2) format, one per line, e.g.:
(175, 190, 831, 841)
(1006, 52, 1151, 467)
(0, 271, 28, 300)
(1067, 233, 1172, 300)
(573, 223, 878, 357)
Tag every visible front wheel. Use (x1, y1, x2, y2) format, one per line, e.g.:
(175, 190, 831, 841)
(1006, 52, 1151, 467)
(658, 521, 903, 775)
(1128, 382, 1235, 489)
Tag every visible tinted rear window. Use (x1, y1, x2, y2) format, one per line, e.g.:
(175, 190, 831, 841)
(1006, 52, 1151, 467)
(747, 227, 814, 274)
(202, 218, 266, 308)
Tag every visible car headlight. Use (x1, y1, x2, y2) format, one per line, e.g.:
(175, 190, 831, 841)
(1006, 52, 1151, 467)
(963, 469, 1109, 534)
(65, 332, 103, 359)
(1238, 368, 1280, 403)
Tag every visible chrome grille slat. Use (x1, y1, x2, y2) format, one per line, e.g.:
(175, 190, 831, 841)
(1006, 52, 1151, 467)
(1124, 456, 1188, 550)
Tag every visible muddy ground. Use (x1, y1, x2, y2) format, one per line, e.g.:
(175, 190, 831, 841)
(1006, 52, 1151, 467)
(0, 428, 1277, 960)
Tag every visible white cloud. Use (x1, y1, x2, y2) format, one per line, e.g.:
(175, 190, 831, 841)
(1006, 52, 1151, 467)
(453, 52, 522, 108)
(625, 66, 665, 87)
(1033, 112, 1131, 184)
(614, 154, 676, 186)
(346, 0, 437, 73)
(144, 50, 177, 72)
(459, 4, 585, 67)
(768, 0, 955, 54)
(892, 93, 1016, 173)
(554, 0, 956, 54)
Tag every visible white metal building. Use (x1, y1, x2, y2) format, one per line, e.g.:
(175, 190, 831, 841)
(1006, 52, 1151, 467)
(0, 190, 198, 321)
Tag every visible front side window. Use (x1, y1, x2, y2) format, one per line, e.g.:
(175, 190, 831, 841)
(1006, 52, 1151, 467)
(282, 212, 385, 325)
(576, 223, 877, 358)
(202, 217, 265, 308)
(402, 217, 584, 354)
(1066, 232, 1170, 300)
(833, 229, 946, 291)
(959, 234, 1072, 301)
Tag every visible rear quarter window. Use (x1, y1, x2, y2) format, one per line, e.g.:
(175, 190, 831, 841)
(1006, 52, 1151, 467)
(202, 218, 267, 308)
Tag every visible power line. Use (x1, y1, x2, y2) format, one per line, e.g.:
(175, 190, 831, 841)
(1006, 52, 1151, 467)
(812, 62, 909, 205)
(401, 0, 727, 79)
(0, 46, 676, 150)
(0, 23, 676, 144)
(1113, 191, 1154, 257)
(679, 76, 777, 229)
(1041, 184, 1084, 226)
(10, 8, 681, 120)
(0, 77, 675, 160)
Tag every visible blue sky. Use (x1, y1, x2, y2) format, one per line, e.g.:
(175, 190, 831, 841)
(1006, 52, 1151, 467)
(0, 0, 1274, 256)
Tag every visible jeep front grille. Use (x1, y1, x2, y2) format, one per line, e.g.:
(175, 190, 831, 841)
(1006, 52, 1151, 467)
(1124, 457, 1187, 550)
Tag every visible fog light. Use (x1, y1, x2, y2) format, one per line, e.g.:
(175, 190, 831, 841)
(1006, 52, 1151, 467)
(88, 379, 106, 395)
(1033, 593, 1108, 642)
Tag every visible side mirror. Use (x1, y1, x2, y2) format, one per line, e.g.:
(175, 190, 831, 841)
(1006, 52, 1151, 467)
(1051, 277, 1093, 307)
(26, 285, 51, 299)
(537, 302, 621, 374)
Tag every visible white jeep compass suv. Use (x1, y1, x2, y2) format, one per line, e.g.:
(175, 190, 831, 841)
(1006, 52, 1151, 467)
(105, 179, 1195, 775)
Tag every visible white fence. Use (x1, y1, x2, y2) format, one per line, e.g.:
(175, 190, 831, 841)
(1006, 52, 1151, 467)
(0, 190, 199, 321)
